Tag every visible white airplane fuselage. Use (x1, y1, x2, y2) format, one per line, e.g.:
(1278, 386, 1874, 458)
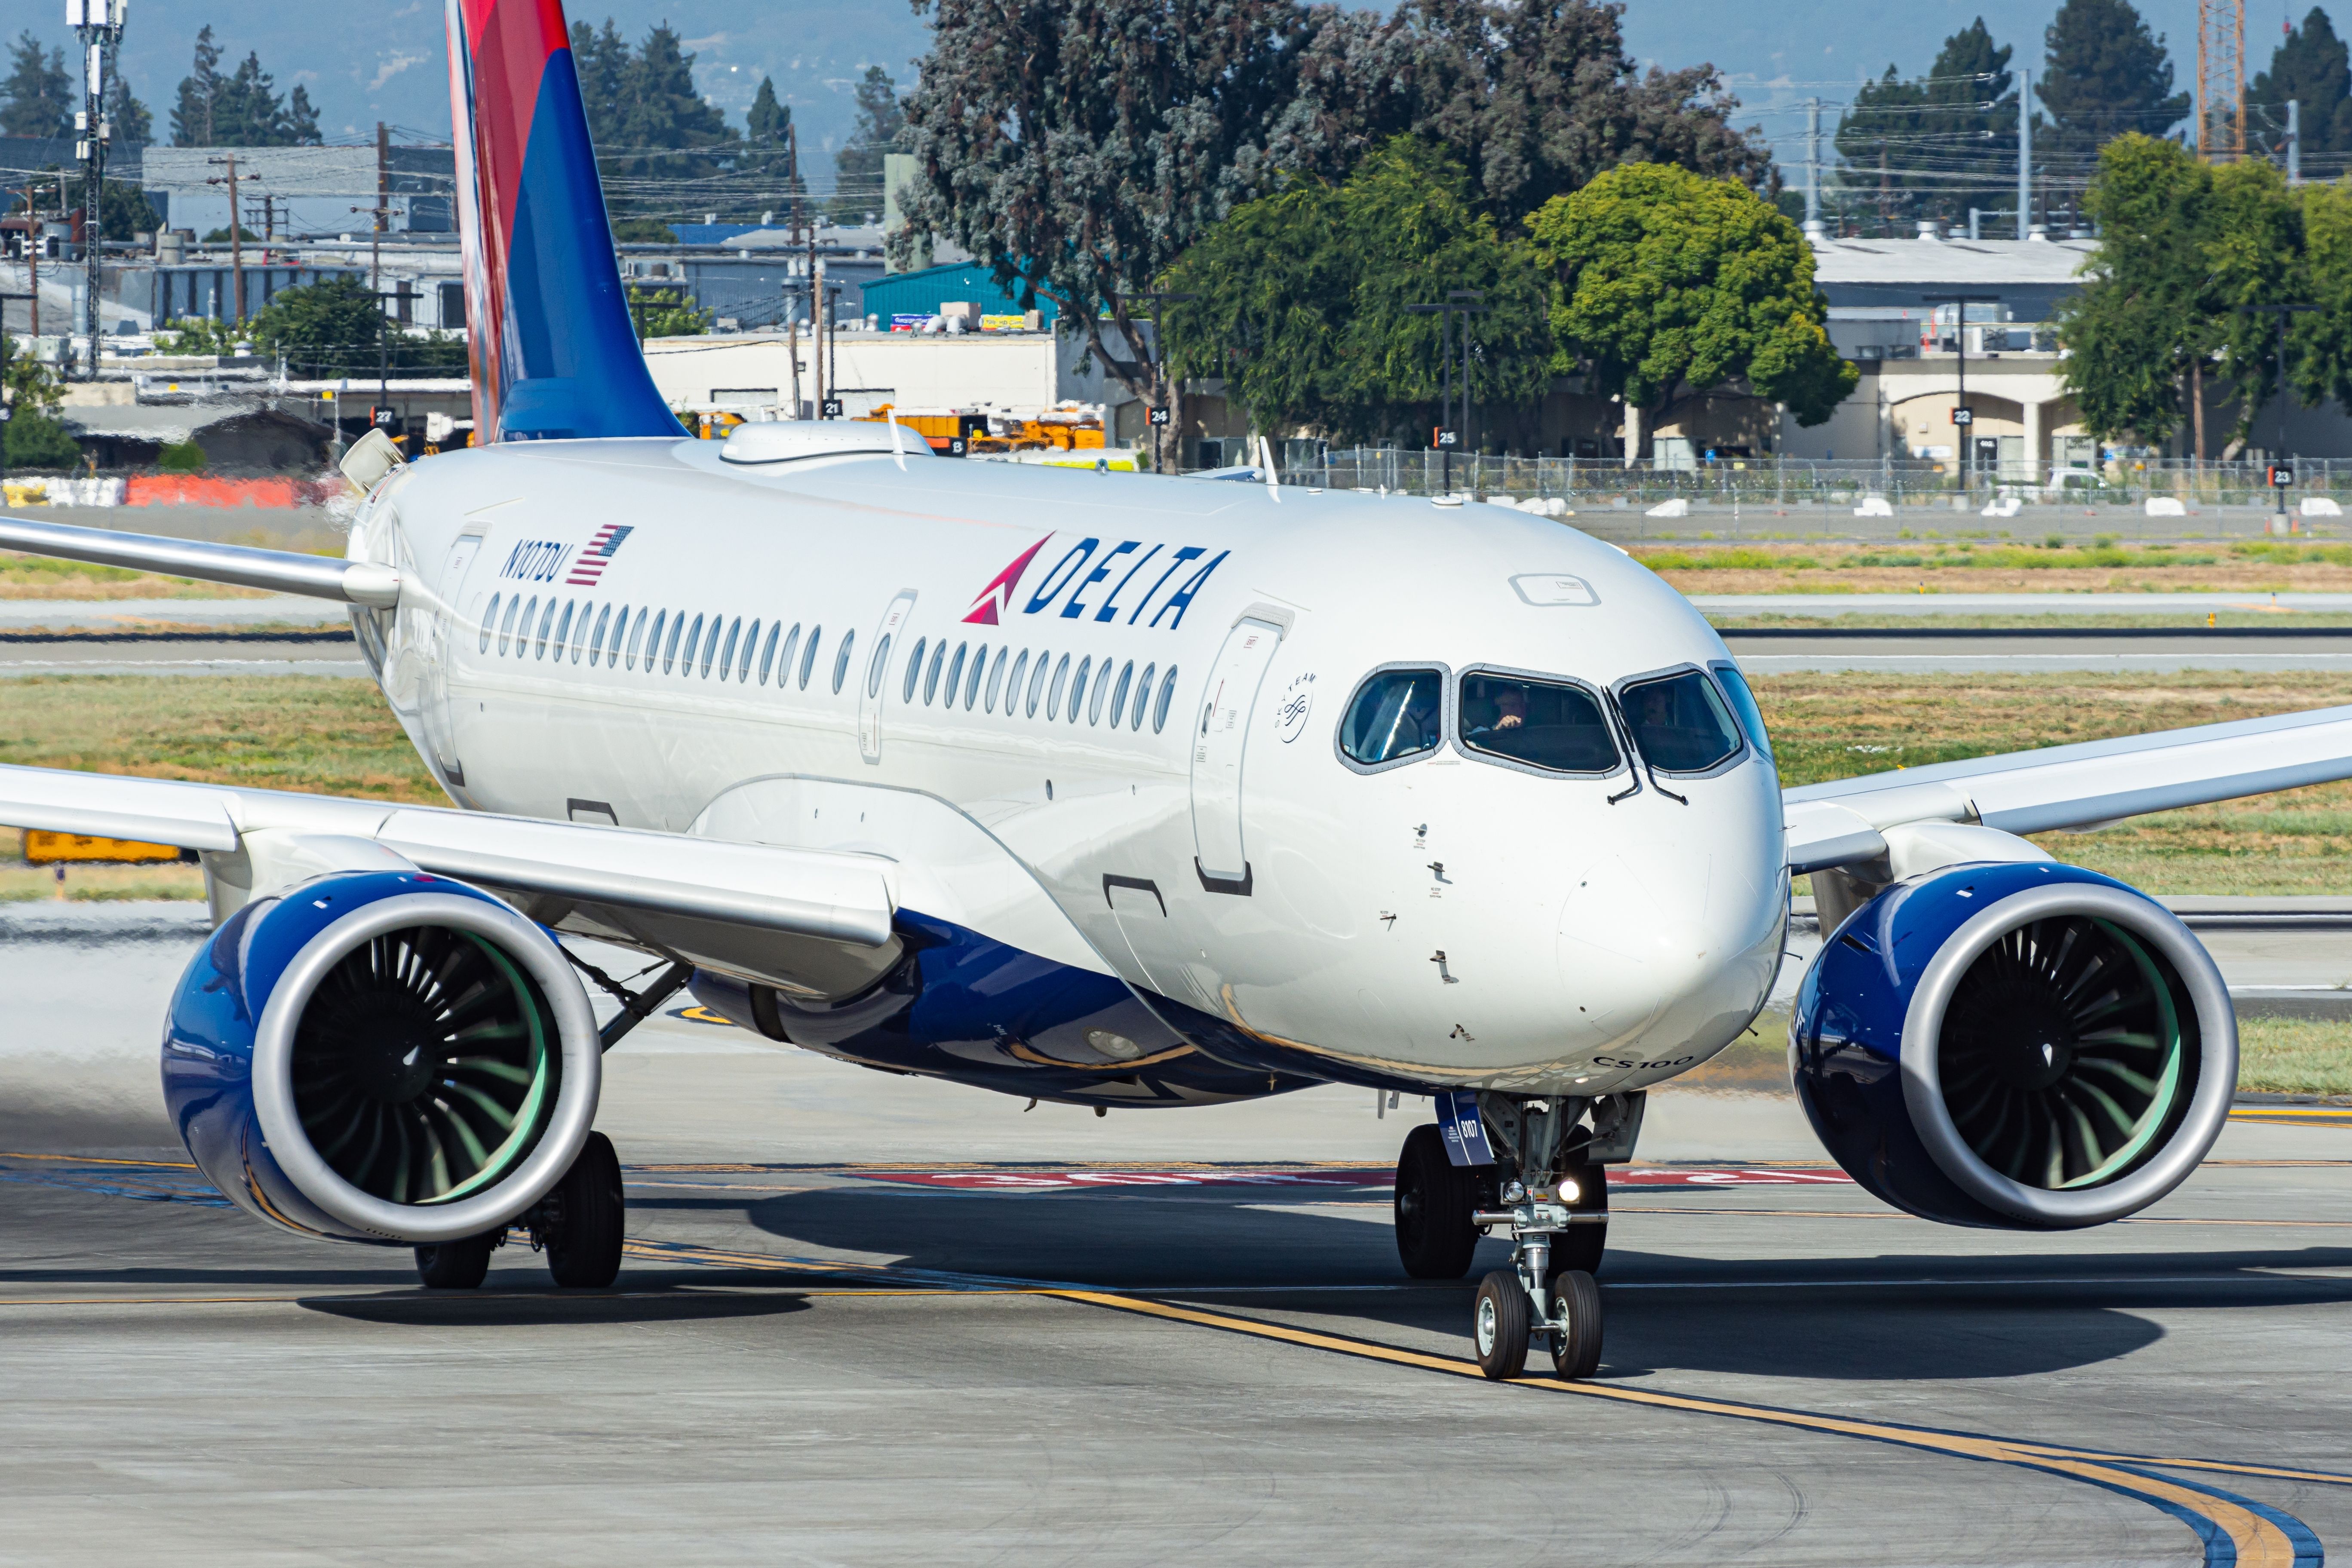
(348, 433, 1787, 1102)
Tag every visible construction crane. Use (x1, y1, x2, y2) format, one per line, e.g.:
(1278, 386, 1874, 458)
(2199, 0, 2248, 160)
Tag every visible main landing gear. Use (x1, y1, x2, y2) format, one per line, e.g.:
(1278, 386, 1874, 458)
(414, 1131, 626, 1290)
(1392, 1091, 1643, 1381)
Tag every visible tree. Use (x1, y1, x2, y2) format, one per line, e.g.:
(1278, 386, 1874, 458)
(1833, 19, 2019, 232)
(831, 66, 902, 223)
(1527, 162, 1857, 452)
(569, 18, 738, 229)
(2039, 0, 2190, 201)
(743, 75, 805, 224)
(106, 70, 153, 147)
(169, 25, 224, 146)
(243, 275, 467, 380)
(1, 31, 72, 139)
(2248, 8, 2352, 169)
(1161, 137, 1554, 445)
(623, 284, 714, 338)
(2056, 135, 2299, 455)
(2, 332, 77, 470)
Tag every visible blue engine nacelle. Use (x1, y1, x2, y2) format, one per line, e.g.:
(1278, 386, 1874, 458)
(163, 870, 603, 1244)
(1793, 861, 2236, 1229)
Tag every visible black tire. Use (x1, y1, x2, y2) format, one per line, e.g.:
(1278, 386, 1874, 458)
(414, 1231, 496, 1289)
(1473, 1269, 1531, 1380)
(1554, 1164, 1609, 1276)
(544, 1131, 624, 1288)
(1548, 1268, 1603, 1380)
(1395, 1123, 1479, 1279)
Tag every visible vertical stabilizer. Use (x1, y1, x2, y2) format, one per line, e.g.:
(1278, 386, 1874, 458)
(445, 0, 686, 443)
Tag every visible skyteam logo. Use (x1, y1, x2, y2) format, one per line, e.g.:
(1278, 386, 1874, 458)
(965, 535, 1230, 630)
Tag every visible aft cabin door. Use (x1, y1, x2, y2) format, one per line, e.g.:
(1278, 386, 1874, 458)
(859, 590, 918, 764)
(1189, 617, 1283, 891)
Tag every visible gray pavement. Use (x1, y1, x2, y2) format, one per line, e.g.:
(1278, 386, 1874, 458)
(0, 595, 349, 629)
(3, 905, 2350, 1563)
(1695, 591, 2352, 617)
(1721, 632, 2352, 673)
(0, 638, 368, 678)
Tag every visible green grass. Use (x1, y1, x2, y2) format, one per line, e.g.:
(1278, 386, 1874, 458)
(0, 862, 206, 902)
(2236, 1016, 2352, 1097)
(1712, 612, 2352, 632)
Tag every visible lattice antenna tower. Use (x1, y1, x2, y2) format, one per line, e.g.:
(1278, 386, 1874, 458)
(2198, 0, 2248, 160)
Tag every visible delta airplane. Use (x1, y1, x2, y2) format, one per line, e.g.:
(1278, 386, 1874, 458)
(7, 0, 2352, 1381)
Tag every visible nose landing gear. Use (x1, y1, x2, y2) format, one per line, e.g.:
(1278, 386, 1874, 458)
(1472, 1180, 1605, 1379)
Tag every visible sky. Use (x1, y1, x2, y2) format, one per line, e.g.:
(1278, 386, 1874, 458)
(49, 0, 2332, 181)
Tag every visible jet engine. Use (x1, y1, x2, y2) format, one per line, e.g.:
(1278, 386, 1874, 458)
(162, 870, 602, 1244)
(1791, 861, 2235, 1229)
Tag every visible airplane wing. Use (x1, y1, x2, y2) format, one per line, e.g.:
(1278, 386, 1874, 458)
(0, 764, 895, 946)
(0, 516, 400, 606)
(1783, 703, 2352, 873)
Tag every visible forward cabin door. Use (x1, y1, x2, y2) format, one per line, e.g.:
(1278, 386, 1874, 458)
(1188, 617, 1283, 893)
(424, 532, 485, 789)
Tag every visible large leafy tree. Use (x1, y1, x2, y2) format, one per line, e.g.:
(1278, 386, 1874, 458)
(1527, 162, 1856, 453)
(2056, 135, 2298, 456)
(2249, 7, 2352, 168)
(1160, 137, 1553, 446)
(831, 66, 903, 223)
(1, 31, 71, 139)
(2, 328, 78, 469)
(2038, 0, 2189, 204)
(1833, 19, 2018, 232)
(245, 275, 467, 380)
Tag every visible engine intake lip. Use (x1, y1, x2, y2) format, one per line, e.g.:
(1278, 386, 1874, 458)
(1899, 882, 2235, 1228)
(249, 891, 601, 1244)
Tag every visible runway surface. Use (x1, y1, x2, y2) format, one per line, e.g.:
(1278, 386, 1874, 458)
(1692, 592, 2352, 618)
(4, 907, 2349, 1563)
(1720, 631, 2352, 673)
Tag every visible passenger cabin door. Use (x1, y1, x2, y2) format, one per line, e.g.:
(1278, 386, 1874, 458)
(423, 532, 485, 789)
(1189, 617, 1283, 892)
(859, 590, 918, 764)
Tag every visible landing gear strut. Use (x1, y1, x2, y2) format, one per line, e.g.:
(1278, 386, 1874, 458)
(1400, 1090, 1641, 1381)
(408, 1131, 626, 1290)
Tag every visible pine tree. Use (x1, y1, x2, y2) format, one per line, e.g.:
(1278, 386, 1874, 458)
(2248, 7, 2352, 168)
(1, 31, 73, 139)
(106, 70, 153, 147)
(743, 76, 805, 225)
(2039, 0, 2191, 197)
(1833, 19, 2018, 232)
(285, 84, 320, 145)
(831, 67, 902, 224)
(169, 25, 224, 146)
(569, 18, 629, 148)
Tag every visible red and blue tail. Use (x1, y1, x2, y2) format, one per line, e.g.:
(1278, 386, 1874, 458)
(445, 0, 685, 443)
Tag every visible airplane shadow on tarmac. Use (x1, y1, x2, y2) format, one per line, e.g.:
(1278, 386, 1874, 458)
(712, 1186, 2352, 1383)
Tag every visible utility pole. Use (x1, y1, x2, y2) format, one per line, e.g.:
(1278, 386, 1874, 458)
(374, 121, 389, 301)
(812, 256, 828, 415)
(2018, 68, 2034, 238)
(2287, 98, 2302, 183)
(1925, 292, 1999, 491)
(205, 153, 243, 326)
(1405, 291, 1489, 494)
(70, 0, 125, 381)
(1804, 97, 1823, 238)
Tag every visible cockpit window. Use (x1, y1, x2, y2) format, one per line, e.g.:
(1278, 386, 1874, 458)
(1620, 669, 1743, 773)
(1340, 668, 1443, 767)
(1711, 662, 1774, 762)
(1458, 672, 1619, 774)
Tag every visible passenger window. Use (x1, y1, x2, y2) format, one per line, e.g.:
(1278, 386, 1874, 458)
(1107, 660, 1133, 727)
(985, 647, 1007, 712)
(662, 612, 685, 674)
(1458, 672, 1618, 773)
(1153, 666, 1178, 732)
(1070, 657, 1093, 723)
(677, 614, 703, 675)
(902, 636, 927, 703)
(481, 593, 500, 654)
(1132, 663, 1155, 729)
(515, 597, 538, 656)
(1341, 669, 1443, 766)
(535, 598, 558, 658)
(590, 604, 613, 665)
(924, 640, 946, 704)
(739, 620, 759, 682)
(965, 644, 987, 709)
(776, 623, 800, 688)
(1620, 670, 1743, 773)
(1026, 650, 1049, 717)
(499, 594, 522, 654)
(867, 632, 891, 698)
(571, 603, 593, 663)
(832, 630, 854, 693)
(645, 610, 666, 672)
(626, 608, 648, 670)
(1712, 663, 1773, 761)
(945, 643, 968, 707)
(718, 617, 741, 680)
(757, 621, 779, 684)
(1047, 653, 1070, 719)
(799, 624, 821, 689)
(550, 601, 573, 660)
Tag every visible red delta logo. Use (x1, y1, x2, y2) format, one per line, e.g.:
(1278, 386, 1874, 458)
(965, 534, 1230, 630)
(962, 537, 1049, 625)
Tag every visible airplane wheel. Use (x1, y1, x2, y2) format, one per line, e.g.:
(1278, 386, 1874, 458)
(1473, 1269, 1531, 1380)
(545, 1131, 624, 1288)
(1549, 1268, 1603, 1380)
(414, 1231, 496, 1289)
(1395, 1123, 1478, 1279)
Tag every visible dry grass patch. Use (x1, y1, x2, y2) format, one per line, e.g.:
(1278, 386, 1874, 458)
(0, 862, 206, 902)
(1634, 540, 2352, 596)
(2237, 1016, 2352, 1096)
(0, 552, 272, 601)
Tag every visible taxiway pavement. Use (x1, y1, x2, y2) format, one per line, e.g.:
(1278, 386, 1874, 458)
(2, 906, 2348, 1564)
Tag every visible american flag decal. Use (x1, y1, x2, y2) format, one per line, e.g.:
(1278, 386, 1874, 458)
(565, 524, 634, 586)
